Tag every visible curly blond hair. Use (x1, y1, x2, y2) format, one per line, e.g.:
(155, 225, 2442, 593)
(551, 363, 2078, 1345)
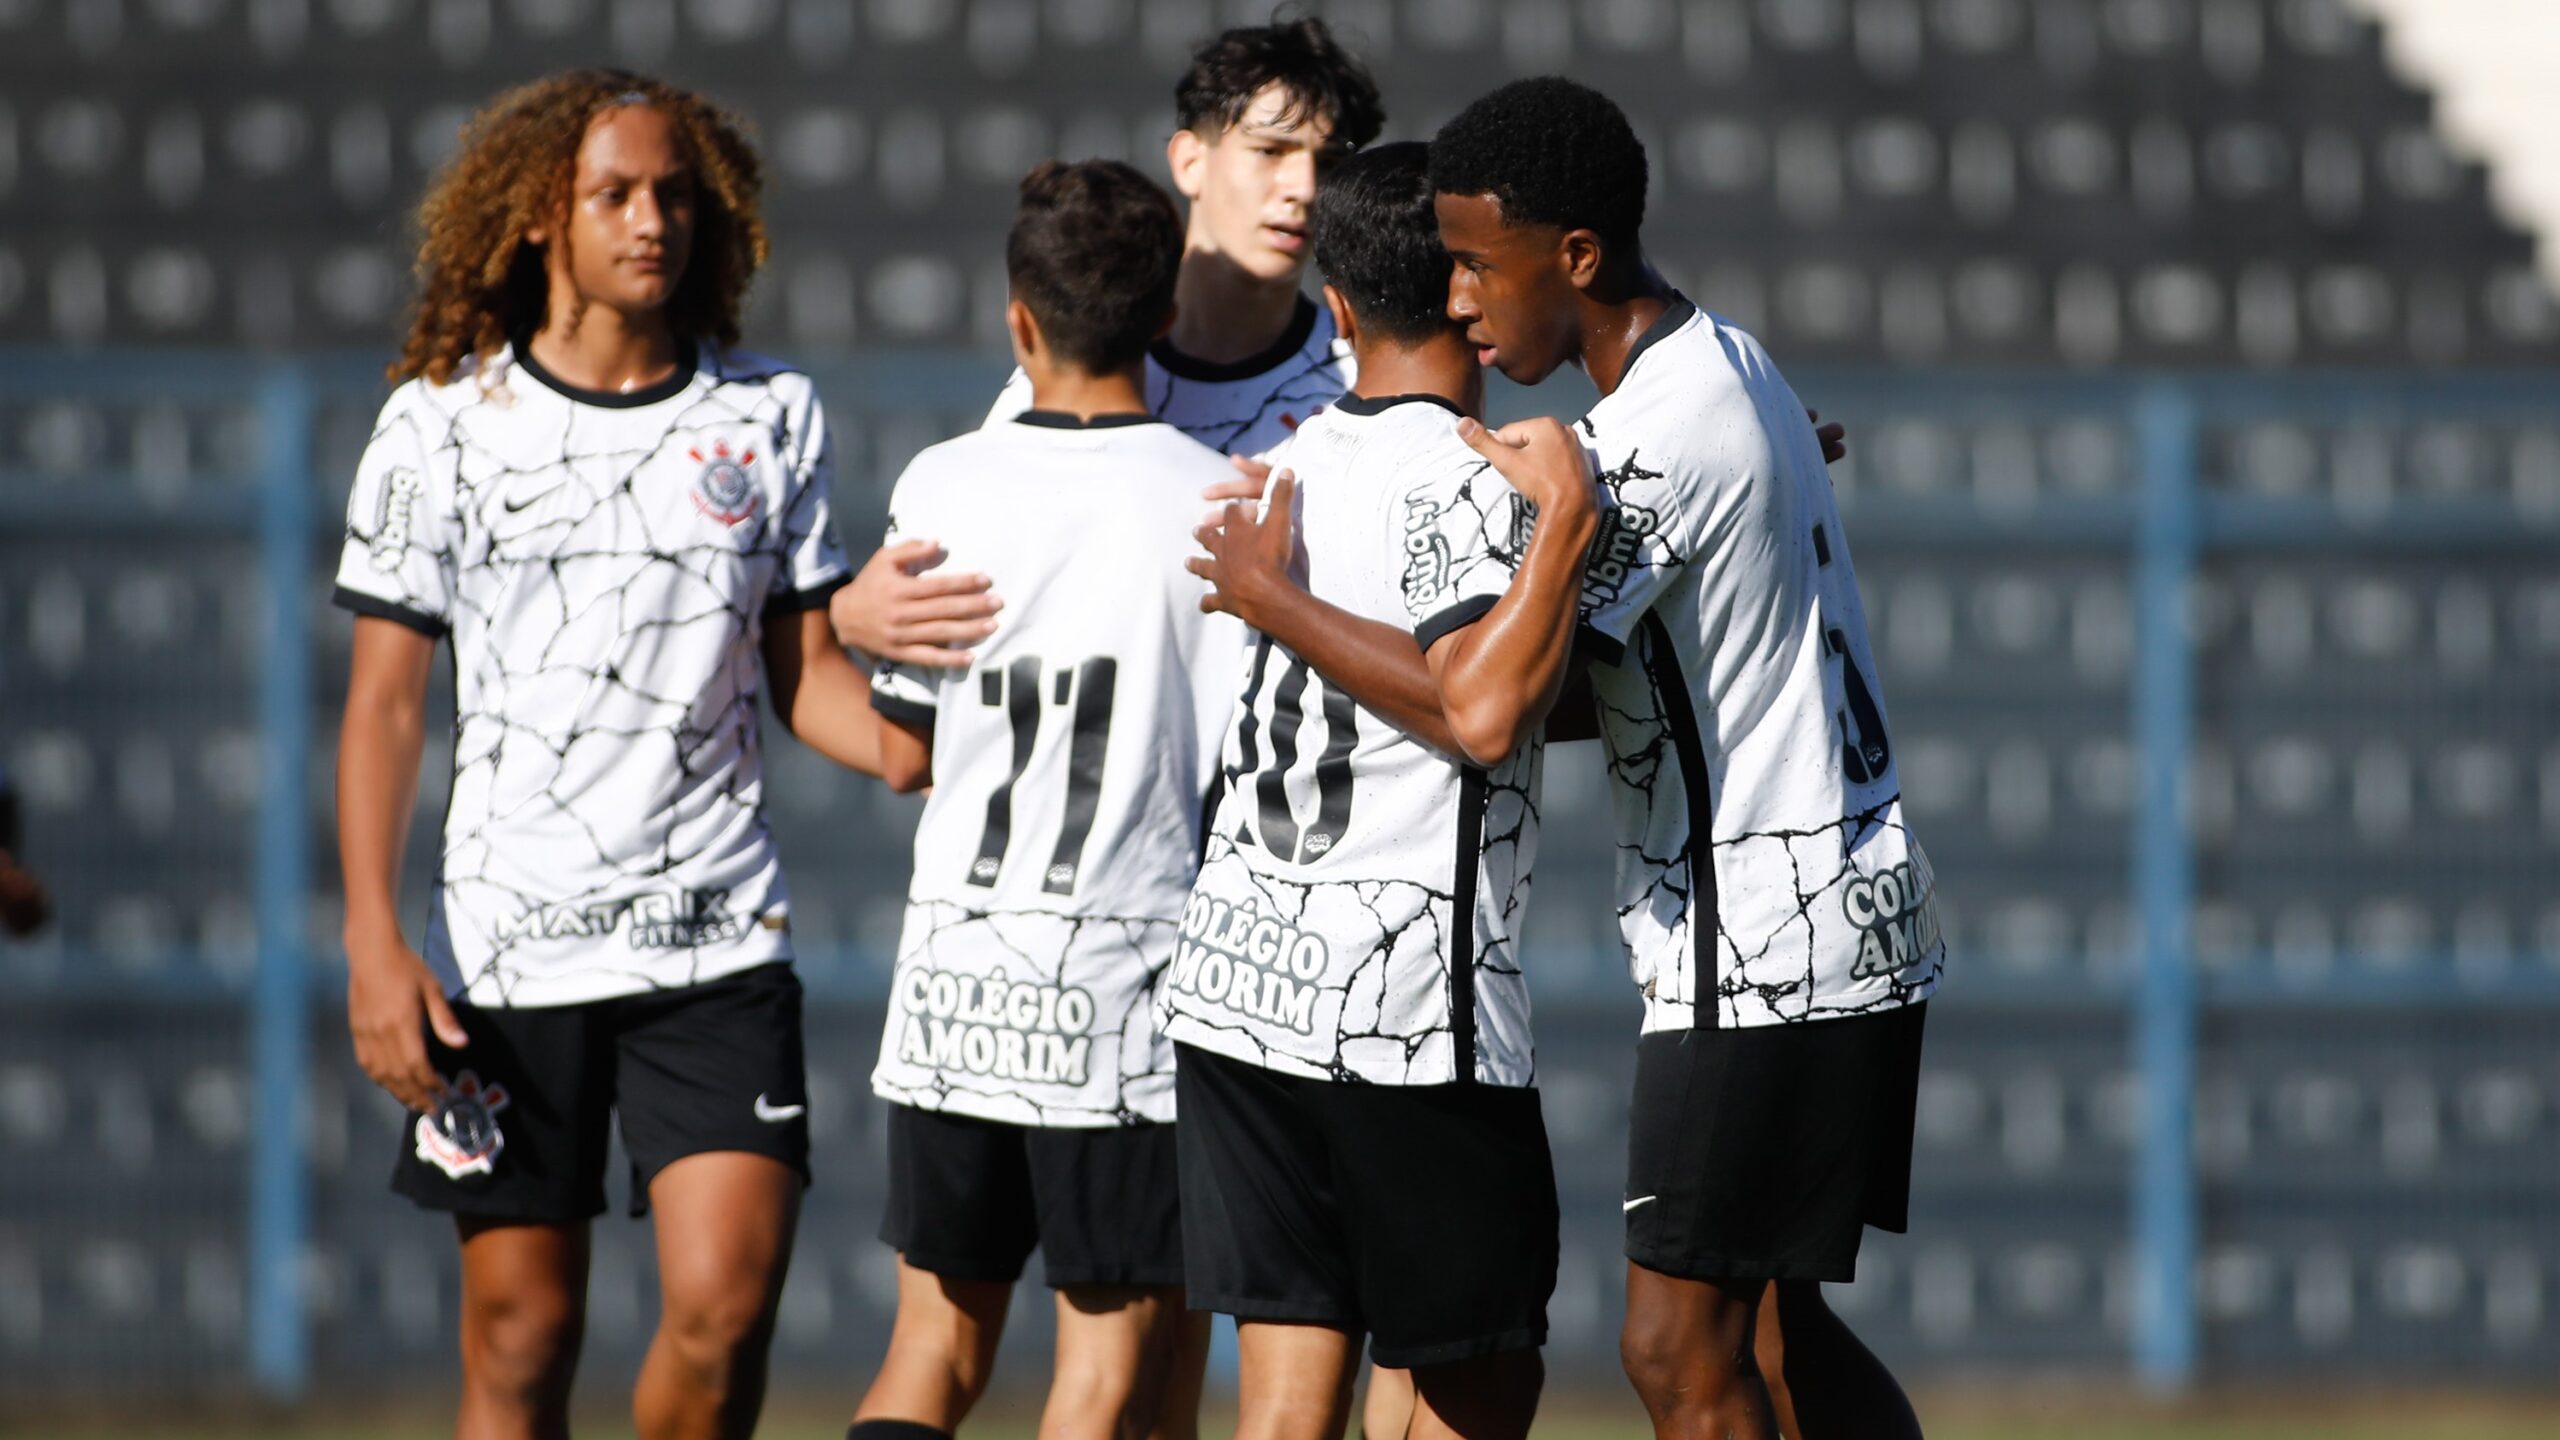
(391, 69, 768, 385)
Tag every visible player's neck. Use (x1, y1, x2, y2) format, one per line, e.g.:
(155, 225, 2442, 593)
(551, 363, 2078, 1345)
(1577, 259, 1678, 399)
(1167, 243, 1306, 366)
(1024, 363, 1151, 421)
(525, 301, 684, 396)
(1349, 337, 1484, 419)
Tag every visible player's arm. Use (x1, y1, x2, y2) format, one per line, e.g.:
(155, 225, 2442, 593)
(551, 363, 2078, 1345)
(1423, 418, 1601, 765)
(1188, 475, 1467, 758)
(338, 616, 469, 1113)
(760, 606, 931, 792)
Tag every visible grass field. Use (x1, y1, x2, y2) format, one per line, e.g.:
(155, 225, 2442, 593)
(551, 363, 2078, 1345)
(13, 1390, 2560, 1440)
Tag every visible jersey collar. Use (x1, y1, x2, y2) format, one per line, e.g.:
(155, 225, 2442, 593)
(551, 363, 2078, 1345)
(512, 336, 700, 408)
(1618, 292, 1700, 384)
(1013, 410, 1166, 430)
(1149, 294, 1320, 382)
(1332, 392, 1465, 418)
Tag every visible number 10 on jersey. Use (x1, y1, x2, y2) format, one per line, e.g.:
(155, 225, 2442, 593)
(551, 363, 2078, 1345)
(966, 655, 1117, 896)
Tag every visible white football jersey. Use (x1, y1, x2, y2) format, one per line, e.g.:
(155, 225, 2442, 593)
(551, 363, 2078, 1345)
(331, 342, 850, 1007)
(1574, 298, 1943, 1031)
(870, 413, 1246, 1126)
(1160, 395, 1544, 1086)
(986, 295, 1354, 459)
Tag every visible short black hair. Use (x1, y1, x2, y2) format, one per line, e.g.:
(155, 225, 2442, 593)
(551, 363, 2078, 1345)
(1312, 142, 1453, 345)
(1175, 13, 1384, 150)
(1429, 77, 1647, 247)
(1007, 160, 1183, 372)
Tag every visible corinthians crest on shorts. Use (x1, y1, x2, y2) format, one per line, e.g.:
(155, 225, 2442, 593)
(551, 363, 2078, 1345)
(415, 1071, 511, 1180)
(689, 438, 761, 526)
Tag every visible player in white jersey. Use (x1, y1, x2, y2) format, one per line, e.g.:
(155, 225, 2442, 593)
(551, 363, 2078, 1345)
(1431, 80, 1940, 1440)
(841, 162, 1239, 1440)
(334, 73, 896, 1440)
(1168, 142, 1605, 1440)
(825, 17, 1381, 674)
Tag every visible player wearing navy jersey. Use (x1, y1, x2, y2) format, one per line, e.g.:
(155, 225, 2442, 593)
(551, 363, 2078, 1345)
(334, 72, 893, 1440)
(844, 163, 1236, 1440)
(825, 16, 1383, 674)
(1431, 80, 1938, 1440)
(1177, 142, 1607, 1440)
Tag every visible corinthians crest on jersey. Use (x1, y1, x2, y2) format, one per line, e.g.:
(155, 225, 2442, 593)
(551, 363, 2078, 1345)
(331, 341, 850, 1008)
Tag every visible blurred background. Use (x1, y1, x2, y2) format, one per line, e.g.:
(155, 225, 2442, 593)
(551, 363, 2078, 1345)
(3, 0, 2558, 1434)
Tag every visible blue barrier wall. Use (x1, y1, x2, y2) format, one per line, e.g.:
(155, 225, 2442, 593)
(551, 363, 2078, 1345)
(1, 352, 2555, 1399)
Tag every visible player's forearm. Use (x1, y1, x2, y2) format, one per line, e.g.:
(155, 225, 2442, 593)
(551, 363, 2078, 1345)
(1434, 499, 1600, 765)
(1242, 584, 1465, 757)
(771, 641, 893, 779)
(336, 690, 425, 948)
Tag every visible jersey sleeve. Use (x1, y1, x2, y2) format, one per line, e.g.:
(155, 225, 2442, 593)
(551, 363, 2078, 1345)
(764, 382, 853, 617)
(980, 367, 1032, 429)
(865, 463, 941, 731)
(1391, 443, 1524, 654)
(331, 391, 457, 637)
(1573, 429, 1704, 666)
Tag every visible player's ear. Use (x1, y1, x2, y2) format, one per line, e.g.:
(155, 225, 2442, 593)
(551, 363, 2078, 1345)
(1153, 300, 1178, 342)
(1319, 284, 1357, 349)
(1004, 297, 1041, 368)
(1167, 128, 1209, 202)
(1561, 228, 1605, 292)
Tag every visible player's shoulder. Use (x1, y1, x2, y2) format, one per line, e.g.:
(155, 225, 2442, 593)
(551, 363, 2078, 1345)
(1312, 396, 1480, 481)
(700, 344, 816, 402)
(1593, 303, 1785, 457)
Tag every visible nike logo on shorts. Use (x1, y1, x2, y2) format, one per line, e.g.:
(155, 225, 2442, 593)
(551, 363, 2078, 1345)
(1623, 1195, 1657, 1213)
(753, 1093, 806, 1123)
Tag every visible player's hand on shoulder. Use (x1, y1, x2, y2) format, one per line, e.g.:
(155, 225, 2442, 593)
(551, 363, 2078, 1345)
(1187, 470, 1305, 625)
(1809, 407, 1848, 466)
(830, 538, 1001, 669)
(344, 924, 467, 1114)
(1457, 415, 1597, 515)
(1202, 452, 1273, 515)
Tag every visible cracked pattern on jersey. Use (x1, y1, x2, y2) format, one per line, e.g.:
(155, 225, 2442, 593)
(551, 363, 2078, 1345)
(1147, 337, 1353, 459)
(988, 316, 1353, 459)
(334, 350, 844, 1006)
(1160, 398, 1549, 1086)
(1596, 622, 1941, 1031)
(1160, 740, 1541, 1087)
(872, 902, 1177, 1126)
(1573, 307, 1943, 1032)
(1397, 461, 1524, 623)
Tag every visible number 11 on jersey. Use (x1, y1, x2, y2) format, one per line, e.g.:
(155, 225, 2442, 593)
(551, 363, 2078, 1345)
(966, 655, 1118, 896)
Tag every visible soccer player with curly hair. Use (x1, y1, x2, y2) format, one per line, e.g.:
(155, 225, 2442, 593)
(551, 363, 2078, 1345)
(334, 69, 899, 1440)
(1430, 77, 1940, 1440)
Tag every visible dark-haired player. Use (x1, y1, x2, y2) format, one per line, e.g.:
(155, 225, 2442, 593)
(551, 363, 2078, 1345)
(334, 71, 893, 1440)
(1171, 141, 1604, 1440)
(844, 161, 1241, 1440)
(826, 14, 1383, 667)
(1429, 78, 1942, 1440)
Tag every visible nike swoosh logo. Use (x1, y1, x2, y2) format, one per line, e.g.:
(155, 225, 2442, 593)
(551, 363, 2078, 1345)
(501, 485, 561, 514)
(753, 1094, 805, 1123)
(1623, 1195, 1658, 1213)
